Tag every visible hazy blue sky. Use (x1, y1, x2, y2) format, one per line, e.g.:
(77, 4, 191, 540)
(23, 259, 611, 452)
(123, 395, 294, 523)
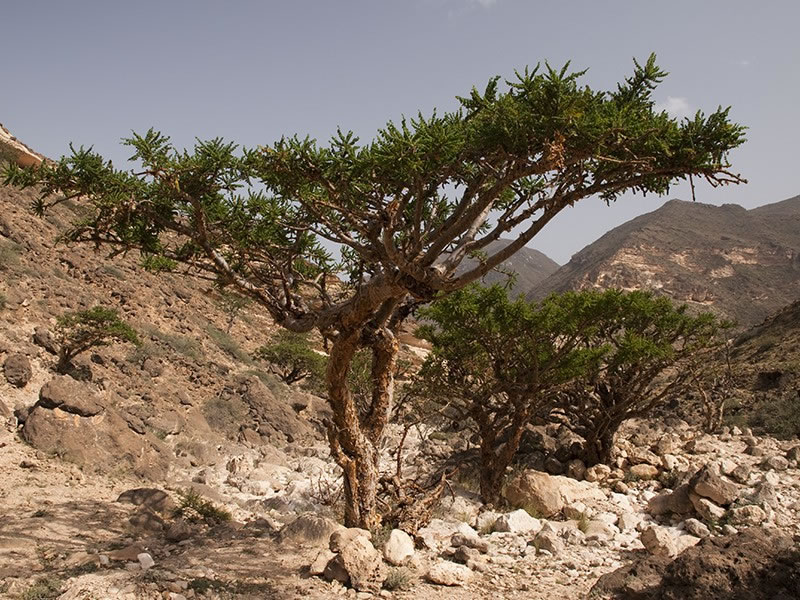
(3, 1, 799, 263)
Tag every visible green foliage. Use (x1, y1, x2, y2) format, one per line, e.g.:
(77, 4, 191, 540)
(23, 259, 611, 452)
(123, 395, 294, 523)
(202, 395, 249, 437)
(141, 254, 177, 273)
(415, 284, 608, 500)
(206, 324, 252, 363)
(3, 55, 745, 339)
(554, 289, 729, 464)
(55, 306, 138, 372)
(4, 56, 745, 528)
(174, 488, 231, 525)
(22, 577, 62, 600)
(254, 330, 327, 385)
(0, 239, 22, 270)
(384, 567, 415, 591)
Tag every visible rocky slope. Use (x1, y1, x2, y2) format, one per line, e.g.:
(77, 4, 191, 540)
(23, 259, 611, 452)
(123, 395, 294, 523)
(1, 128, 799, 599)
(457, 239, 559, 296)
(529, 197, 800, 327)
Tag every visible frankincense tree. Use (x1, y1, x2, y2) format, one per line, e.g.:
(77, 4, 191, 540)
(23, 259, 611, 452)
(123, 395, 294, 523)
(4, 54, 744, 528)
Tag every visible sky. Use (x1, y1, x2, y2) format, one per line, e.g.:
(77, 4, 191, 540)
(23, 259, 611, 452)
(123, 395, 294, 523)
(3, 0, 799, 264)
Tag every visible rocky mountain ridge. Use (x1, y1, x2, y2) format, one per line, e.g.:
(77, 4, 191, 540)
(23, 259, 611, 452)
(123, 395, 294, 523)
(529, 197, 800, 327)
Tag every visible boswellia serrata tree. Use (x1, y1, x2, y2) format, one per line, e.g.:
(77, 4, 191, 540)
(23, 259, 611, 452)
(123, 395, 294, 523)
(4, 54, 745, 528)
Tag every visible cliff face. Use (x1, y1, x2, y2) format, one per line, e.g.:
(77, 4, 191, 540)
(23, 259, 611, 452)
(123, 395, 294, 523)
(0, 124, 44, 167)
(530, 198, 800, 326)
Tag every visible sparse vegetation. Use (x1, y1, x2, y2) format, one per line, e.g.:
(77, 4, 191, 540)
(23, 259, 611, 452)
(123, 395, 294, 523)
(54, 306, 139, 373)
(206, 324, 252, 364)
(254, 330, 326, 385)
(21, 576, 62, 600)
(0, 292, 7, 310)
(174, 488, 231, 525)
(140, 324, 201, 361)
(6, 53, 745, 528)
(0, 239, 22, 270)
(202, 395, 250, 437)
(383, 567, 415, 591)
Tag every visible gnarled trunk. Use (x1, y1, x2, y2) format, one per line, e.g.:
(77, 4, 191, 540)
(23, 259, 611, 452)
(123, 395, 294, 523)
(582, 420, 618, 467)
(478, 402, 529, 505)
(326, 325, 398, 529)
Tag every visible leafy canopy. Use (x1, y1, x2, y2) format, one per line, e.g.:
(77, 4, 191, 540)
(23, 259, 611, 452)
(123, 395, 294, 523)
(254, 330, 327, 385)
(55, 306, 139, 370)
(4, 54, 745, 338)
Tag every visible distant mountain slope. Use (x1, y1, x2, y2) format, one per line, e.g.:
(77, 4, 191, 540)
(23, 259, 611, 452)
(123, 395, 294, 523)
(529, 197, 800, 326)
(458, 238, 559, 295)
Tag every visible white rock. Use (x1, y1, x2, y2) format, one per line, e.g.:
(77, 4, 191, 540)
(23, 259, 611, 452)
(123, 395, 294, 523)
(137, 552, 155, 570)
(618, 513, 641, 531)
(383, 529, 414, 566)
(640, 526, 677, 557)
(427, 561, 473, 586)
(493, 509, 542, 534)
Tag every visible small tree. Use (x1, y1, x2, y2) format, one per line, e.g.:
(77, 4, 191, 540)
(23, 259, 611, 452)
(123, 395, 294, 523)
(254, 330, 327, 385)
(415, 285, 606, 503)
(552, 290, 729, 466)
(55, 306, 139, 373)
(5, 55, 744, 527)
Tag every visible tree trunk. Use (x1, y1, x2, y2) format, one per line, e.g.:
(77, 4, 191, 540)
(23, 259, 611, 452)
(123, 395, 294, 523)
(325, 326, 398, 530)
(583, 421, 618, 467)
(478, 407, 528, 505)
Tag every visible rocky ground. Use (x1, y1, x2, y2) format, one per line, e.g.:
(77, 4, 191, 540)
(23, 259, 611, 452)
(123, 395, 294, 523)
(3, 368, 800, 600)
(1, 178, 800, 599)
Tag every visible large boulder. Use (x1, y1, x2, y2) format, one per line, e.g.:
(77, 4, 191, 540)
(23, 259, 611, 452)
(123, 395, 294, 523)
(383, 529, 414, 566)
(235, 376, 317, 444)
(279, 513, 343, 546)
(647, 484, 695, 516)
(503, 469, 605, 518)
(22, 377, 169, 479)
(690, 465, 740, 506)
(3, 353, 32, 388)
(323, 535, 386, 593)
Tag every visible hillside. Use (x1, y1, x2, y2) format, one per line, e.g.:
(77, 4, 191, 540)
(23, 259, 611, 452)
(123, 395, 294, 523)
(529, 197, 800, 326)
(2, 133, 800, 600)
(457, 238, 559, 295)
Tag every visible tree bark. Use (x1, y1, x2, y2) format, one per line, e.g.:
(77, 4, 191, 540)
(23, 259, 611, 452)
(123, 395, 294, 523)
(582, 420, 618, 467)
(325, 324, 399, 530)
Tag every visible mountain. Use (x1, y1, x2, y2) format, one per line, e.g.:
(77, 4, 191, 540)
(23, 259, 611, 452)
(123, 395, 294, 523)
(529, 197, 800, 326)
(458, 238, 560, 295)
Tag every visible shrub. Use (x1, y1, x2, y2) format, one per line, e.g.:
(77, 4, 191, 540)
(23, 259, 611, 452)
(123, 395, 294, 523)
(22, 577, 62, 600)
(383, 567, 414, 591)
(254, 330, 326, 385)
(174, 488, 231, 525)
(55, 306, 139, 372)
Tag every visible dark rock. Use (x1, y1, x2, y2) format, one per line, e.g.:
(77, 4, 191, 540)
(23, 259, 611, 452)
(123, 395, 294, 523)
(165, 519, 195, 543)
(690, 465, 740, 506)
(32, 327, 58, 354)
(591, 528, 799, 600)
(117, 488, 176, 514)
(23, 379, 169, 480)
(3, 353, 32, 388)
(38, 376, 103, 417)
